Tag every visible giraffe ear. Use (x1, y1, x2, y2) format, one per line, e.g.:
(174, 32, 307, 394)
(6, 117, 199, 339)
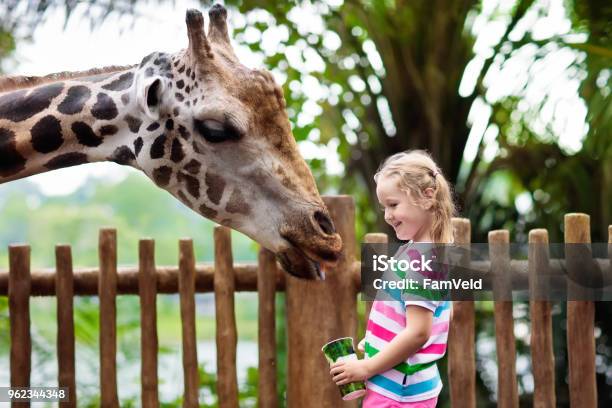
(137, 76, 165, 120)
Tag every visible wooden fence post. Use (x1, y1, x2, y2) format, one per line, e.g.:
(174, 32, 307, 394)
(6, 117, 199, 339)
(179, 239, 200, 407)
(257, 248, 278, 408)
(565, 214, 597, 407)
(139, 239, 159, 407)
(489, 230, 519, 408)
(214, 227, 239, 408)
(447, 218, 476, 408)
(56, 245, 76, 408)
(528, 229, 555, 407)
(9, 244, 31, 408)
(286, 195, 358, 407)
(99, 228, 118, 407)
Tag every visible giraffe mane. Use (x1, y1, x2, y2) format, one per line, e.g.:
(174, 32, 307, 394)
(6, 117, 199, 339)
(0, 64, 137, 93)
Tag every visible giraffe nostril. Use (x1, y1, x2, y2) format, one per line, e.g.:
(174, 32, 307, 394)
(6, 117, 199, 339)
(313, 211, 335, 235)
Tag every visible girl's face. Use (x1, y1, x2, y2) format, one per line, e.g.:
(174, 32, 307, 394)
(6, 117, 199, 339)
(376, 174, 434, 241)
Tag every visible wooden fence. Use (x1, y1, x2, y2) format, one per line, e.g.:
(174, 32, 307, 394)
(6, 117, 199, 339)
(0, 195, 610, 407)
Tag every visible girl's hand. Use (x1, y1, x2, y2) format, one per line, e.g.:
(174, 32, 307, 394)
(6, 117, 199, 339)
(330, 359, 371, 385)
(357, 338, 366, 353)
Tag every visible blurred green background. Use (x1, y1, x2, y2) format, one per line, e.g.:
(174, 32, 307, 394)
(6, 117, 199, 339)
(0, 0, 610, 406)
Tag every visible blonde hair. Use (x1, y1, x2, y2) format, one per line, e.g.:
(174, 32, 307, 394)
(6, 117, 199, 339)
(374, 149, 457, 243)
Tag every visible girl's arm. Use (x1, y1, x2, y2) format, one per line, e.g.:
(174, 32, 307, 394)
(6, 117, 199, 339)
(364, 305, 433, 376)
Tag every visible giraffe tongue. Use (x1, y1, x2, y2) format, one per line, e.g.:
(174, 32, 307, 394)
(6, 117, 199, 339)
(317, 263, 325, 280)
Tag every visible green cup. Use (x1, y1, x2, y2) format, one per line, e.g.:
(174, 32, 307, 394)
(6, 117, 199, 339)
(322, 337, 367, 401)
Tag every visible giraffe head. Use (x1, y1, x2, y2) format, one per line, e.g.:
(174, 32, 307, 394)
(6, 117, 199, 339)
(131, 6, 342, 279)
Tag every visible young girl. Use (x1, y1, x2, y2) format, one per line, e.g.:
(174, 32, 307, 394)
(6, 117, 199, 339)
(330, 150, 456, 407)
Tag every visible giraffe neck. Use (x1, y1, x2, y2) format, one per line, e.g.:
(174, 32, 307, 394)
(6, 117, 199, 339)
(0, 67, 154, 184)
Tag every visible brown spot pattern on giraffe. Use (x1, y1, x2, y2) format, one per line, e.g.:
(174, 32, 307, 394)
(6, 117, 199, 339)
(153, 56, 166, 66)
(101, 72, 134, 92)
(124, 115, 142, 133)
(0, 82, 64, 122)
(139, 52, 155, 67)
(226, 189, 250, 215)
(177, 171, 200, 198)
(109, 146, 135, 165)
(153, 166, 172, 186)
(147, 122, 160, 131)
(72, 121, 103, 147)
(134, 137, 144, 156)
(205, 171, 225, 205)
(178, 125, 190, 140)
(170, 138, 185, 162)
(91, 93, 118, 120)
(0, 128, 26, 177)
(150, 134, 166, 159)
(44, 152, 88, 170)
(57, 85, 91, 115)
(199, 203, 217, 219)
(191, 139, 203, 154)
(31, 115, 64, 153)
(184, 159, 201, 174)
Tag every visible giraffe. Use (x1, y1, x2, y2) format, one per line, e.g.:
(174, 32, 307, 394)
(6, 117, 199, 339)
(0, 5, 342, 280)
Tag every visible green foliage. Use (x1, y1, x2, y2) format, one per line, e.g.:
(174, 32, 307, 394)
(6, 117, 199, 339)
(0, 0, 610, 405)
(238, 366, 259, 407)
(458, 0, 611, 243)
(0, 172, 257, 268)
(223, 0, 479, 239)
(214, 0, 611, 247)
(0, 28, 15, 67)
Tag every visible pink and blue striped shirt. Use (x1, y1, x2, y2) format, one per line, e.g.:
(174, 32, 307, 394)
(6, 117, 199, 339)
(364, 242, 452, 402)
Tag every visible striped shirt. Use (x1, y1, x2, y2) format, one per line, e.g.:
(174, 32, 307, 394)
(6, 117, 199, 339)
(364, 242, 452, 402)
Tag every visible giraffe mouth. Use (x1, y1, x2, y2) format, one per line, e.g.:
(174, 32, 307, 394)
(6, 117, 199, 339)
(276, 237, 340, 280)
(276, 244, 327, 280)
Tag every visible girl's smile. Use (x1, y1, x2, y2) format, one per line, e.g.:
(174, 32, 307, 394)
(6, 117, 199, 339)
(376, 174, 434, 242)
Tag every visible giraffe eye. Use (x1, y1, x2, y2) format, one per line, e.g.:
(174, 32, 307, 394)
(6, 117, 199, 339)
(193, 119, 241, 143)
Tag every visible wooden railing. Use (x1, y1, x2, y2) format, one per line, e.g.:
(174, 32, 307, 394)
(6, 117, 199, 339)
(0, 195, 610, 407)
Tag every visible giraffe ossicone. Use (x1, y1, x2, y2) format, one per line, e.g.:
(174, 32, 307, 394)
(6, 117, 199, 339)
(0, 5, 342, 280)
